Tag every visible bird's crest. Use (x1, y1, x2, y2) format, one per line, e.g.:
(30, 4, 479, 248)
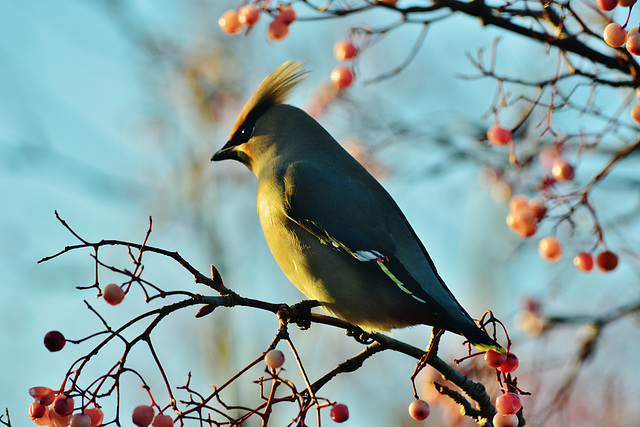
(229, 61, 307, 138)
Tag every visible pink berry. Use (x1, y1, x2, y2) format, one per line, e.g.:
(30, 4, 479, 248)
(330, 66, 354, 89)
(264, 349, 285, 369)
(218, 10, 242, 35)
(70, 414, 92, 427)
(277, 4, 297, 25)
(551, 159, 574, 181)
(30, 402, 47, 420)
(334, 40, 358, 61)
(132, 405, 155, 427)
(603, 23, 627, 48)
(574, 252, 594, 272)
(487, 124, 512, 146)
(29, 386, 56, 405)
(496, 352, 519, 373)
(495, 393, 522, 415)
(31, 405, 51, 426)
(484, 349, 508, 368)
(238, 5, 260, 27)
(493, 413, 519, 427)
(596, 250, 619, 272)
(596, 0, 618, 9)
(330, 403, 349, 423)
(152, 414, 174, 427)
(84, 408, 104, 427)
(627, 33, 640, 55)
(408, 399, 431, 421)
(44, 330, 66, 352)
(49, 409, 73, 427)
(267, 19, 289, 41)
(103, 283, 125, 305)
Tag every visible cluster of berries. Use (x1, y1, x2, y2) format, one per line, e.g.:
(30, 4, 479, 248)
(29, 387, 104, 427)
(219, 4, 296, 40)
(132, 406, 173, 427)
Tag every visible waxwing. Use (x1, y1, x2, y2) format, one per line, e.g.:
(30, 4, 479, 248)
(212, 61, 502, 352)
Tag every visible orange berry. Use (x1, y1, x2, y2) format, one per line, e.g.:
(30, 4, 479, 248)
(596, 0, 617, 9)
(603, 23, 627, 48)
(631, 104, 640, 126)
(218, 10, 242, 35)
(539, 237, 563, 262)
(626, 33, 640, 55)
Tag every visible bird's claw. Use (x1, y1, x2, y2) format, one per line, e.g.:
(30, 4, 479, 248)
(277, 299, 320, 330)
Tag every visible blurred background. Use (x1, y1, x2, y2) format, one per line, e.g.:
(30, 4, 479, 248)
(2, 1, 640, 426)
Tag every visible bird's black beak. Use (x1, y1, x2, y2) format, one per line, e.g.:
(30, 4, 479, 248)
(211, 141, 237, 162)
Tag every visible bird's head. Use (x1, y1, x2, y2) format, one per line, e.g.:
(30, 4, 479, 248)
(211, 61, 309, 174)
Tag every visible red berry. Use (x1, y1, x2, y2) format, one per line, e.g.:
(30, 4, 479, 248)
(330, 66, 354, 89)
(596, 250, 619, 272)
(495, 392, 522, 415)
(596, 0, 617, 9)
(53, 395, 75, 417)
(30, 402, 47, 420)
(484, 349, 508, 368)
(84, 408, 104, 427)
(603, 23, 627, 47)
(277, 5, 297, 25)
(238, 5, 260, 27)
(551, 159, 574, 181)
(493, 413, 519, 427)
(408, 399, 431, 421)
(267, 19, 289, 41)
(334, 40, 358, 61)
(264, 349, 285, 369)
(103, 283, 125, 306)
(153, 414, 174, 427)
(29, 386, 56, 405)
(487, 124, 512, 146)
(132, 405, 155, 427)
(330, 403, 349, 423)
(539, 237, 563, 262)
(496, 352, 519, 373)
(218, 10, 242, 35)
(574, 252, 594, 272)
(44, 330, 66, 352)
(70, 414, 92, 427)
(627, 33, 640, 55)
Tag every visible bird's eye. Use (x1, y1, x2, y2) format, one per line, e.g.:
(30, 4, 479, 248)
(238, 124, 255, 142)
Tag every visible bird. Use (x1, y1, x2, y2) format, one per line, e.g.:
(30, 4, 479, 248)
(211, 61, 503, 353)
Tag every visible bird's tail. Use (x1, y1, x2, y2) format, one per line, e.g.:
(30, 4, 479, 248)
(464, 324, 506, 354)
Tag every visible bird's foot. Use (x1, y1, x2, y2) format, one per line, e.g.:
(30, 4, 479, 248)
(345, 328, 373, 344)
(278, 299, 320, 330)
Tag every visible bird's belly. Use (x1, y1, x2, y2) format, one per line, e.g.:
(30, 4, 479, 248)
(259, 214, 422, 332)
